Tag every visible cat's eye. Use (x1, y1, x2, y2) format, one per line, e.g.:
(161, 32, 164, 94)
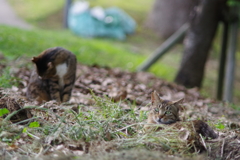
(165, 111, 171, 115)
(154, 108, 159, 112)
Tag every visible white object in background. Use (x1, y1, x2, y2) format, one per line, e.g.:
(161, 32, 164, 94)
(71, 1, 89, 15)
(90, 6, 105, 20)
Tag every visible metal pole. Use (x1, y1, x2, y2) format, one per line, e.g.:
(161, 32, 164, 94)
(223, 7, 238, 102)
(216, 22, 229, 100)
(63, 0, 73, 28)
(137, 23, 189, 72)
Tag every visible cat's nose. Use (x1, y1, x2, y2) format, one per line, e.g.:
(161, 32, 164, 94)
(157, 115, 164, 123)
(158, 115, 164, 119)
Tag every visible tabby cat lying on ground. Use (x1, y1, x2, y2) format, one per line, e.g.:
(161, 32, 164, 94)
(146, 91, 218, 139)
(26, 47, 77, 104)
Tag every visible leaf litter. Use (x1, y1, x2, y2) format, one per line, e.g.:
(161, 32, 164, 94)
(0, 56, 239, 160)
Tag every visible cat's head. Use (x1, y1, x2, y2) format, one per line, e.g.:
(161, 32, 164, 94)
(32, 49, 56, 79)
(148, 90, 184, 124)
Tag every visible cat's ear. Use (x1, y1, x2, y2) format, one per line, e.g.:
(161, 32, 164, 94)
(32, 57, 39, 63)
(173, 98, 184, 111)
(47, 62, 53, 68)
(173, 98, 184, 104)
(151, 90, 162, 106)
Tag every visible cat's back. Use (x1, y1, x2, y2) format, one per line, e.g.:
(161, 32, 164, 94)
(36, 47, 76, 79)
(38, 47, 76, 65)
(27, 47, 77, 103)
(172, 120, 218, 139)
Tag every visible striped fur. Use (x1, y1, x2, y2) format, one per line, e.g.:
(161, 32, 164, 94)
(26, 47, 76, 104)
(147, 91, 183, 124)
(146, 91, 218, 139)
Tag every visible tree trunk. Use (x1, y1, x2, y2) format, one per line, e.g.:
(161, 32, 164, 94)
(174, 0, 227, 88)
(146, 0, 197, 39)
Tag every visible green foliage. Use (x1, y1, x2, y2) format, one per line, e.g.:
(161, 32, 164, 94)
(215, 122, 225, 130)
(0, 67, 19, 88)
(66, 96, 143, 141)
(229, 103, 240, 111)
(0, 108, 10, 117)
(22, 127, 40, 139)
(0, 26, 176, 81)
(9, 0, 153, 24)
(22, 127, 27, 133)
(29, 121, 40, 128)
(8, 0, 65, 21)
(228, 0, 240, 6)
(1, 0, 177, 82)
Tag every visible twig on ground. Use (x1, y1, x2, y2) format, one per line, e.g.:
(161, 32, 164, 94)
(199, 134, 207, 151)
(220, 139, 225, 158)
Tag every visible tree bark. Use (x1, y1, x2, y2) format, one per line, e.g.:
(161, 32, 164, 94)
(146, 0, 196, 39)
(174, 0, 227, 88)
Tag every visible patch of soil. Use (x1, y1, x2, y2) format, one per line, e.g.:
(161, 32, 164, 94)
(0, 95, 32, 123)
(0, 56, 240, 159)
(1, 57, 239, 124)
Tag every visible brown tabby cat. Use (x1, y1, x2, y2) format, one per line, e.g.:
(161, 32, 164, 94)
(146, 91, 218, 139)
(26, 47, 77, 104)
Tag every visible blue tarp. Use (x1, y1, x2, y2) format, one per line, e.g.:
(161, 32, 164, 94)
(68, 5, 136, 40)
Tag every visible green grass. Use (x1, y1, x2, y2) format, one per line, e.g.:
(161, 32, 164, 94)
(8, 0, 65, 21)
(0, 67, 19, 88)
(0, 95, 147, 159)
(4, 0, 178, 81)
(0, 94, 227, 160)
(0, 25, 176, 81)
(8, 0, 154, 30)
(0, 94, 210, 160)
(9, 0, 153, 24)
(0, 1, 239, 159)
(7, 0, 240, 104)
(0, 0, 175, 88)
